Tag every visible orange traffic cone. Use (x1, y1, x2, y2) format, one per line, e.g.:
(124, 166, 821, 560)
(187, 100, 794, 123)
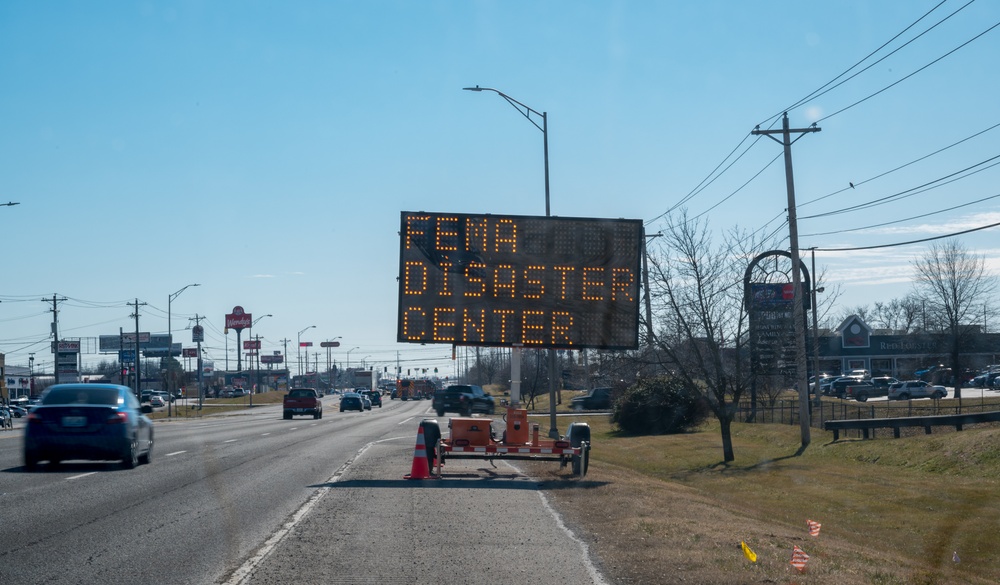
(404, 425, 437, 480)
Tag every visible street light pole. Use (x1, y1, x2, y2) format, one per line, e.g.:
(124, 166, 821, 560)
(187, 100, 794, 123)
(465, 85, 559, 438)
(167, 283, 200, 418)
(347, 346, 359, 370)
(297, 325, 316, 378)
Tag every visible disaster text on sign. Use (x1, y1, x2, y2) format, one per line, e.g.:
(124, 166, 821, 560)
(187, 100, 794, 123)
(396, 211, 642, 350)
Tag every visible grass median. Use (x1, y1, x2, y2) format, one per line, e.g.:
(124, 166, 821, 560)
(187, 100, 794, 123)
(146, 391, 287, 420)
(522, 414, 1000, 584)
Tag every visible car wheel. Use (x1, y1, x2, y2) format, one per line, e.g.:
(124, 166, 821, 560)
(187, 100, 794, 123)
(139, 436, 153, 465)
(935, 390, 946, 399)
(122, 439, 138, 469)
(463, 403, 473, 417)
(436, 409, 445, 417)
(24, 450, 39, 471)
(488, 404, 495, 415)
(856, 394, 868, 402)
(573, 403, 583, 412)
(283, 412, 292, 420)
(899, 393, 910, 400)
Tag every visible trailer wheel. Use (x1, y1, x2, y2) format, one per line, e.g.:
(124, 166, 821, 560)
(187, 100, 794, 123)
(420, 419, 442, 470)
(567, 422, 591, 476)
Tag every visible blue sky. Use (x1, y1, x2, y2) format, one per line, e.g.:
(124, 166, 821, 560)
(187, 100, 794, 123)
(1, 1, 998, 378)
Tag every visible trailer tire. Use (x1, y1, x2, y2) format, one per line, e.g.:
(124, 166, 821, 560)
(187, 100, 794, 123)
(420, 419, 442, 470)
(568, 423, 591, 476)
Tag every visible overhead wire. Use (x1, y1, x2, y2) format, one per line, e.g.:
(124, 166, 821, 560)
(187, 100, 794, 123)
(762, 0, 972, 127)
(813, 219, 1000, 252)
(800, 153, 1000, 219)
(816, 18, 1000, 124)
(800, 121, 1000, 209)
(802, 191, 1000, 237)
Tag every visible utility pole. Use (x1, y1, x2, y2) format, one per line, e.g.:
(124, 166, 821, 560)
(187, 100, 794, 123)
(43, 295, 67, 384)
(752, 112, 821, 449)
(127, 299, 147, 397)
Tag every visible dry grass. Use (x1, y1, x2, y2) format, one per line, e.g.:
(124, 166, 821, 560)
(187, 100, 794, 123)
(523, 415, 1000, 584)
(146, 391, 286, 419)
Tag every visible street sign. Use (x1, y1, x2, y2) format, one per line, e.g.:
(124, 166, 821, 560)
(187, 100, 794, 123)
(119, 350, 135, 363)
(243, 340, 261, 350)
(320, 341, 341, 348)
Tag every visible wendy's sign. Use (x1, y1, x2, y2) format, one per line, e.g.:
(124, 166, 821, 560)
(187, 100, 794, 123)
(226, 306, 252, 331)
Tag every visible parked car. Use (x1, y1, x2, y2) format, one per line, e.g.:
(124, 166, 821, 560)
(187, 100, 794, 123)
(887, 380, 947, 401)
(845, 377, 899, 402)
(571, 387, 613, 411)
(23, 383, 154, 469)
(149, 395, 166, 407)
(829, 376, 865, 398)
(340, 392, 365, 412)
(152, 390, 174, 403)
(433, 384, 495, 417)
(231, 387, 247, 397)
(8, 405, 28, 418)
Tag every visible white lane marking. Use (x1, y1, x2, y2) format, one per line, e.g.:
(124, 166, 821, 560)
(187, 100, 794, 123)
(289, 428, 298, 431)
(397, 416, 415, 426)
(165, 451, 187, 457)
(66, 472, 97, 481)
(224, 439, 237, 443)
(261, 433, 271, 436)
(502, 460, 609, 585)
(223, 438, 388, 585)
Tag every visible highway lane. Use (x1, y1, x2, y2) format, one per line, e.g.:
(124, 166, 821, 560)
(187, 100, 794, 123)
(0, 396, 435, 584)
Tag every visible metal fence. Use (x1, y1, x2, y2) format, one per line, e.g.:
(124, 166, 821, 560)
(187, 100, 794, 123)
(737, 396, 1000, 439)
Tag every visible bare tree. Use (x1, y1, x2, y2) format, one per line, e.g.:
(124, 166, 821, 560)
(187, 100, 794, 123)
(869, 295, 922, 333)
(912, 241, 997, 401)
(646, 211, 768, 462)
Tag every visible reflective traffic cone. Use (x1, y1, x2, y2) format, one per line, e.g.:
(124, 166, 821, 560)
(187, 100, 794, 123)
(404, 425, 436, 480)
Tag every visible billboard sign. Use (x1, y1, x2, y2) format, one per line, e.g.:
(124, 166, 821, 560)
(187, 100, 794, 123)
(243, 340, 261, 350)
(320, 341, 341, 348)
(225, 306, 252, 331)
(261, 355, 284, 364)
(396, 211, 642, 349)
(192, 325, 204, 343)
(749, 283, 797, 375)
(183, 348, 198, 358)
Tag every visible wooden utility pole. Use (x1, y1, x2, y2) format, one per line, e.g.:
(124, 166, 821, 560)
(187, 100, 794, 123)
(752, 113, 820, 449)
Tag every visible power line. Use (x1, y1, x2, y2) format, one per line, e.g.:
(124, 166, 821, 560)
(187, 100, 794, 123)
(817, 18, 1000, 123)
(802, 191, 1000, 237)
(800, 121, 1000, 209)
(800, 153, 1000, 220)
(759, 0, 955, 127)
(812, 219, 1000, 252)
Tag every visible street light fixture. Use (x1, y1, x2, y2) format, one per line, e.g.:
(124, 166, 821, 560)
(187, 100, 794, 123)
(463, 86, 550, 215)
(361, 355, 372, 369)
(465, 84, 559, 438)
(346, 346, 360, 369)
(297, 325, 316, 378)
(167, 283, 200, 417)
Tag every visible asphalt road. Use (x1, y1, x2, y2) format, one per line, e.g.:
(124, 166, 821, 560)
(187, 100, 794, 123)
(0, 396, 607, 585)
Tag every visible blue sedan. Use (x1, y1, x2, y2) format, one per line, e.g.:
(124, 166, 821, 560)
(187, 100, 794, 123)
(24, 384, 154, 470)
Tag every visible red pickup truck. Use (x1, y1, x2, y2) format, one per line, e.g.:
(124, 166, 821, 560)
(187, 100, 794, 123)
(283, 388, 323, 420)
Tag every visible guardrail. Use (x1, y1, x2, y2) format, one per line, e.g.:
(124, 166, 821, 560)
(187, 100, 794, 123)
(823, 410, 1000, 441)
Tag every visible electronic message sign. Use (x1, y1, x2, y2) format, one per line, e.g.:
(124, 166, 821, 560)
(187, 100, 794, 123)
(397, 211, 642, 350)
